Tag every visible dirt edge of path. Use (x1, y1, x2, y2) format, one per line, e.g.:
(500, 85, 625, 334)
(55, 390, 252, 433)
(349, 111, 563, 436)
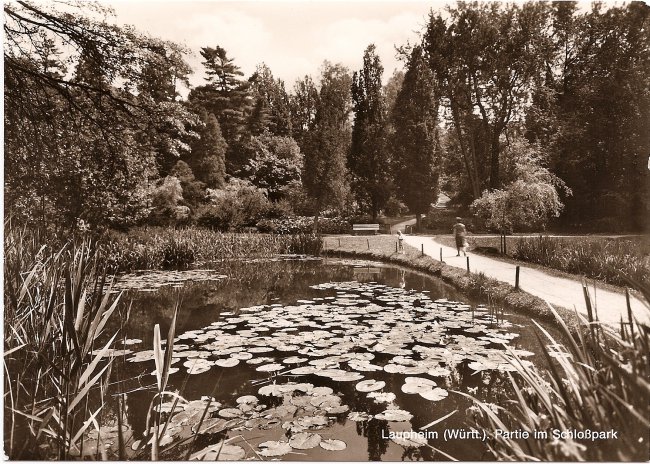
(322, 244, 580, 332)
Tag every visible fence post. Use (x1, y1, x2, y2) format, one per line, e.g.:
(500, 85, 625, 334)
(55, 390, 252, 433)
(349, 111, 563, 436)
(466, 256, 470, 274)
(503, 234, 507, 255)
(515, 266, 520, 290)
(421, 244, 424, 256)
(440, 247, 443, 262)
(367, 238, 370, 250)
(396, 242, 398, 253)
(338, 238, 341, 247)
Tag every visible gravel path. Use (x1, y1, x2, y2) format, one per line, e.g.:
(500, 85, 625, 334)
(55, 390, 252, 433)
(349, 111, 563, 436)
(393, 222, 648, 325)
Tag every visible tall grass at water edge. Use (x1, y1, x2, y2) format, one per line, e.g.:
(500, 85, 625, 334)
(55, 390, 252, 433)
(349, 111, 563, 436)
(465, 279, 650, 461)
(3, 227, 223, 459)
(101, 227, 323, 274)
(3, 227, 125, 459)
(513, 236, 649, 287)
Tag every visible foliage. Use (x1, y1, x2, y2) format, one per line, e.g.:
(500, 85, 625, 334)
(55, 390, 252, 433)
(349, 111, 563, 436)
(392, 45, 442, 230)
(524, 2, 650, 231)
(383, 196, 408, 217)
(100, 227, 323, 273)
(467, 284, 650, 461)
(3, 228, 124, 459)
(300, 63, 353, 229)
(248, 63, 293, 136)
(425, 3, 550, 192)
(240, 132, 303, 201)
(197, 179, 270, 231)
(349, 44, 391, 220)
(256, 216, 350, 235)
(4, 1, 198, 231)
(188, 46, 252, 173)
(513, 236, 650, 287)
(170, 160, 207, 211)
(149, 176, 184, 226)
(185, 109, 227, 189)
(470, 141, 569, 232)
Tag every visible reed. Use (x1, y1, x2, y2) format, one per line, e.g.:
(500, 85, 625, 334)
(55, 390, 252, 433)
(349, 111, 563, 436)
(464, 278, 650, 461)
(101, 227, 323, 274)
(514, 236, 649, 287)
(4, 227, 124, 459)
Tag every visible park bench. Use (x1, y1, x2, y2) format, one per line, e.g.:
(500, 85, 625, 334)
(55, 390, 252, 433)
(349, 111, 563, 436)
(352, 223, 380, 235)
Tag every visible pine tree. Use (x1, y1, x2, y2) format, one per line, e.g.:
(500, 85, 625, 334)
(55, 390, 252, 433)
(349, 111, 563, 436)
(392, 46, 442, 231)
(349, 44, 391, 220)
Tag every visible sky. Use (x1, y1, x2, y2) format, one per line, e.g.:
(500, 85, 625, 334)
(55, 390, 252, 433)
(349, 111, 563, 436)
(107, 1, 440, 93)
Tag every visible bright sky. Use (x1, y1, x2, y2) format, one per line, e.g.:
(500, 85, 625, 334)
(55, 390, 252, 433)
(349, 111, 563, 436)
(108, 1, 440, 94)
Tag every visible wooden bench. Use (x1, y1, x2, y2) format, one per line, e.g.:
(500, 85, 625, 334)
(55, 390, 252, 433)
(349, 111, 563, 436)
(352, 223, 380, 235)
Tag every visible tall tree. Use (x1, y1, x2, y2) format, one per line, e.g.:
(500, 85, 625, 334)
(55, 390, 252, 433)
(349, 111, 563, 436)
(188, 46, 252, 173)
(391, 46, 442, 231)
(349, 44, 391, 220)
(301, 63, 353, 230)
(248, 63, 293, 136)
(425, 3, 551, 192)
(4, 1, 196, 231)
(186, 109, 227, 189)
(524, 2, 650, 231)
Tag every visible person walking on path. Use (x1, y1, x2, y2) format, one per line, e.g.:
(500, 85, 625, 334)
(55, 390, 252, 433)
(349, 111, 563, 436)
(453, 217, 468, 257)
(397, 230, 404, 253)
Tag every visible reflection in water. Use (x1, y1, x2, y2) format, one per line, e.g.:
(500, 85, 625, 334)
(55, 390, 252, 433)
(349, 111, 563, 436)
(92, 258, 565, 461)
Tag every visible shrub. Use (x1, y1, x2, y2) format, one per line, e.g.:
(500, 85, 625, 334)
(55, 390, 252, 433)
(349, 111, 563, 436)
(256, 216, 350, 234)
(383, 197, 408, 217)
(201, 179, 270, 231)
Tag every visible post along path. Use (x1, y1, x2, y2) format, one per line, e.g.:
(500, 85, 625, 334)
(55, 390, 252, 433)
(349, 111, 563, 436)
(394, 221, 648, 325)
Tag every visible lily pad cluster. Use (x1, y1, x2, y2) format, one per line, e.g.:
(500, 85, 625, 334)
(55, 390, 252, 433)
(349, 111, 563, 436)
(125, 280, 533, 460)
(110, 269, 227, 292)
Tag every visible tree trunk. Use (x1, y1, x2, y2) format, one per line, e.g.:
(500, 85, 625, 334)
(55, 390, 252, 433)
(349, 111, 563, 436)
(416, 213, 422, 232)
(489, 135, 500, 190)
(313, 209, 320, 234)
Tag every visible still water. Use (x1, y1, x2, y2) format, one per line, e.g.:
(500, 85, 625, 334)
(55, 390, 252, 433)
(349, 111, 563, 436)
(96, 257, 559, 461)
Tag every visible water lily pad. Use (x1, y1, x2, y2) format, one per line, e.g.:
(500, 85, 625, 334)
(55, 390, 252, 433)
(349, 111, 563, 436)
(355, 379, 386, 392)
(218, 408, 243, 419)
(190, 442, 246, 461)
(419, 388, 448, 402)
(348, 411, 371, 421)
(283, 356, 308, 364)
(258, 384, 285, 397)
(374, 409, 413, 422)
(311, 395, 341, 408)
(310, 386, 334, 396)
(215, 358, 240, 368)
(367, 391, 396, 404)
(320, 439, 347, 451)
(258, 440, 292, 457)
(401, 377, 437, 394)
(256, 363, 284, 372)
(289, 432, 322, 450)
(391, 433, 429, 448)
(192, 417, 227, 434)
(236, 395, 258, 405)
(184, 359, 213, 375)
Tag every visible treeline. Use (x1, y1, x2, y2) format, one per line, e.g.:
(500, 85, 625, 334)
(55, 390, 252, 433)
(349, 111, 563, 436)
(5, 1, 649, 234)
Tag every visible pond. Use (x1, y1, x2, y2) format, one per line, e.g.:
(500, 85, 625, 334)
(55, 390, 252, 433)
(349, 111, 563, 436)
(91, 257, 561, 461)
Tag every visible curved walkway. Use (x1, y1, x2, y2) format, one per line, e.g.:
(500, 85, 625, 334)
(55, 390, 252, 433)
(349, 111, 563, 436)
(398, 232, 648, 325)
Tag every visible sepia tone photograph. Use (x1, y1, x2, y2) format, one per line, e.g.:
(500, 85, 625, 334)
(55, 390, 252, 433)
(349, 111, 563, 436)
(3, 0, 650, 461)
